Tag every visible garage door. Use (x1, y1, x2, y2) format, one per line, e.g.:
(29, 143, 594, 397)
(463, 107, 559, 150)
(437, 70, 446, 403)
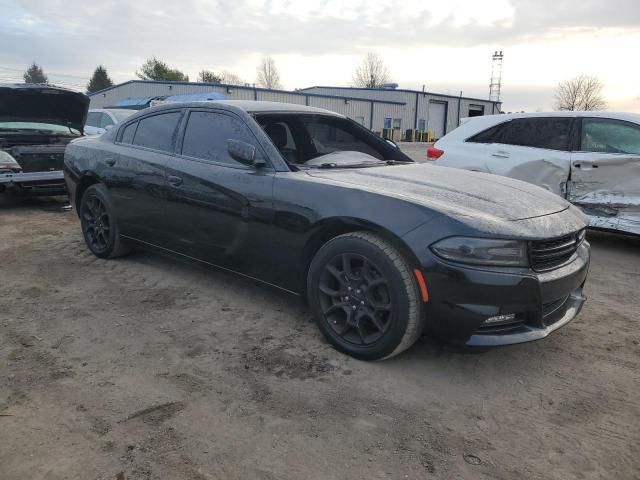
(427, 101, 447, 140)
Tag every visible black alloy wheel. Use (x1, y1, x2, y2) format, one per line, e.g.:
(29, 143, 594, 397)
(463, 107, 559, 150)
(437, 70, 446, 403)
(308, 231, 424, 360)
(82, 194, 110, 252)
(318, 253, 392, 346)
(79, 183, 130, 259)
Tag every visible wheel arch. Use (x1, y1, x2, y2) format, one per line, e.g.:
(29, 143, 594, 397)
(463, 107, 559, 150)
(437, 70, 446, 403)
(74, 173, 102, 213)
(300, 217, 421, 301)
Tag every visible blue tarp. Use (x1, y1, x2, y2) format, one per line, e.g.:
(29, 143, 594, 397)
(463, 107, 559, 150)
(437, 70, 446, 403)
(112, 96, 158, 107)
(165, 92, 225, 102)
(109, 91, 225, 110)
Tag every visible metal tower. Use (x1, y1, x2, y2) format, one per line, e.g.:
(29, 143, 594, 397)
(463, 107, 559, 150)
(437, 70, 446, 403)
(489, 50, 504, 102)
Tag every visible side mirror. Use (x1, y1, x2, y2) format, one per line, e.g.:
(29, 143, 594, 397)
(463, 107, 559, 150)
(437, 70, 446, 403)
(104, 124, 114, 131)
(227, 139, 265, 167)
(385, 139, 399, 149)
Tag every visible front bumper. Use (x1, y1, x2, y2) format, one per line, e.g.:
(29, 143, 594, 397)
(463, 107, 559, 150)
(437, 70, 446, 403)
(421, 241, 590, 346)
(0, 170, 66, 195)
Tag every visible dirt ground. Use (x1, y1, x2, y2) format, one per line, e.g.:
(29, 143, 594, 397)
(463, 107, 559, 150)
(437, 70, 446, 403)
(1, 194, 639, 480)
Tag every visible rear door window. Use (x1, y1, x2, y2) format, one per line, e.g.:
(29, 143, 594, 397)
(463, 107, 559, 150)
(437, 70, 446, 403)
(466, 122, 505, 143)
(580, 118, 640, 154)
(132, 112, 182, 152)
(500, 118, 572, 151)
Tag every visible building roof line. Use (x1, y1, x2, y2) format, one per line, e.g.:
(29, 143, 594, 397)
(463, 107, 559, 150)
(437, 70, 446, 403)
(298, 85, 501, 104)
(89, 80, 407, 106)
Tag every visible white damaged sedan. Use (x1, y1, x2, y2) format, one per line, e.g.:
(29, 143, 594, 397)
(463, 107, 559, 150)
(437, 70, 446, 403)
(428, 111, 640, 235)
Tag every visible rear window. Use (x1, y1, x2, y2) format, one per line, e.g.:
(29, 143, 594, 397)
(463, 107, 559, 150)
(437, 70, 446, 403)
(132, 112, 181, 152)
(467, 122, 505, 143)
(500, 118, 572, 151)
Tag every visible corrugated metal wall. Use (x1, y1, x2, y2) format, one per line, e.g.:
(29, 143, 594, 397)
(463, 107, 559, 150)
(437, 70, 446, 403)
(89, 81, 401, 133)
(302, 86, 500, 137)
(307, 96, 371, 125)
(257, 90, 306, 105)
(89, 81, 498, 138)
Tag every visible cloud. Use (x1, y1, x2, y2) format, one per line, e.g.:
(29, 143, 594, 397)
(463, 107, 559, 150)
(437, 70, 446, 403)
(1, 0, 638, 110)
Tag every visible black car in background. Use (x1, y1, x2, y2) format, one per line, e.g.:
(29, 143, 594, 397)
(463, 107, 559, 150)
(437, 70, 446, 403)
(0, 83, 89, 196)
(64, 101, 590, 360)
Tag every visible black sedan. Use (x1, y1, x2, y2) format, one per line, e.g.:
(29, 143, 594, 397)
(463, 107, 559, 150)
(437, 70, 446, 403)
(64, 101, 590, 360)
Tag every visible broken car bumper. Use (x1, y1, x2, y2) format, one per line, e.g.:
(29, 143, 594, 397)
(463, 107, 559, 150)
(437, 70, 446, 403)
(0, 170, 66, 195)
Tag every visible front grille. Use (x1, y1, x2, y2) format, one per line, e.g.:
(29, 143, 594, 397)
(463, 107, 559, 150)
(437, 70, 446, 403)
(10, 145, 65, 173)
(530, 230, 584, 271)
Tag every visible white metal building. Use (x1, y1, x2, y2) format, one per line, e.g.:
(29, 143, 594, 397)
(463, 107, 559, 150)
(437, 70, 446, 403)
(300, 86, 501, 139)
(89, 80, 500, 140)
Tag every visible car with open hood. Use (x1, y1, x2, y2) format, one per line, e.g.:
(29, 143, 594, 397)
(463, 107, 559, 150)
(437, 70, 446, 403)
(64, 101, 590, 360)
(0, 83, 89, 196)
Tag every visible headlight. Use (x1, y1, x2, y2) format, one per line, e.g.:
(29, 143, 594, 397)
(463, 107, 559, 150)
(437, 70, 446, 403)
(431, 237, 528, 267)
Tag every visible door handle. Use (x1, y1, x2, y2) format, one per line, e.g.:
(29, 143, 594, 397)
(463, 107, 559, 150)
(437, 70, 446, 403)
(491, 151, 510, 158)
(105, 159, 116, 167)
(168, 175, 183, 186)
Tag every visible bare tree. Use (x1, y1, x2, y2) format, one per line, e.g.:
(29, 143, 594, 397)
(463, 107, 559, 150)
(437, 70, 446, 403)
(256, 57, 281, 89)
(352, 53, 391, 88)
(554, 74, 607, 111)
(219, 70, 244, 85)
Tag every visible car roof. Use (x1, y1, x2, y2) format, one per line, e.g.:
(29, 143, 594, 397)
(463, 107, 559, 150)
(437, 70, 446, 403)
(481, 111, 640, 122)
(89, 108, 137, 113)
(141, 100, 343, 117)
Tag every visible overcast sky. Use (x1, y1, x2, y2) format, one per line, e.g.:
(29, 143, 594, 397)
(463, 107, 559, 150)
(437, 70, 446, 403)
(1, 0, 639, 112)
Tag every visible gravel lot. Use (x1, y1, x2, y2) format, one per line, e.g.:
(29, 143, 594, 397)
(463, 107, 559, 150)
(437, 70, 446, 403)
(1, 191, 639, 480)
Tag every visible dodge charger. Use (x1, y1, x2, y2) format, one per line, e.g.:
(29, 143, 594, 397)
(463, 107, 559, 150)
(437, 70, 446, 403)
(64, 101, 590, 360)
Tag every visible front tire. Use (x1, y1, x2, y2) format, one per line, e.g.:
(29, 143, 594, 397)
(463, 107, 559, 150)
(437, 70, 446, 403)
(79, 183, 130, 259)
(307, 231, 424, 360)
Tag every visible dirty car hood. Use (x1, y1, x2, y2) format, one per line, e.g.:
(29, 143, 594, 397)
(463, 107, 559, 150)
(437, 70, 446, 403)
(308, 163, 570, 221)
(0, 84, 89, 133)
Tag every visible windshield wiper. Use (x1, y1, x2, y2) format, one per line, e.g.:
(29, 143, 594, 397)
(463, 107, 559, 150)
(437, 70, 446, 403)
(316, 160, 413, 169)
(317, 162, 382, 169)
(385, 160, 413, 165)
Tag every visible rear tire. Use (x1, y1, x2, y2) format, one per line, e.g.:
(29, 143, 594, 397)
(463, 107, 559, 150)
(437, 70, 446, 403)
(307, 231, 424, 360)
(79, 183, 130, 259)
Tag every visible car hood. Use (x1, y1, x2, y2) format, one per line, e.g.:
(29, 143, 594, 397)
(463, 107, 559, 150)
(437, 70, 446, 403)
(0, 84, 90, 133)
(307, 163, 570, 221)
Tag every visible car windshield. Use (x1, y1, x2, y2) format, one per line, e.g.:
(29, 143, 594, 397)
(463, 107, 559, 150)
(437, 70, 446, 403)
(0, 121, 79, 135)
(108, 110, 136, 122)
(255, 113, 412, 168)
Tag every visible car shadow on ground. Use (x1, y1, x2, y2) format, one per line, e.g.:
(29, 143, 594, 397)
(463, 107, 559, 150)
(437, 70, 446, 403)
(0, 193, 71, 212)
(586, 228, 640, 251)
